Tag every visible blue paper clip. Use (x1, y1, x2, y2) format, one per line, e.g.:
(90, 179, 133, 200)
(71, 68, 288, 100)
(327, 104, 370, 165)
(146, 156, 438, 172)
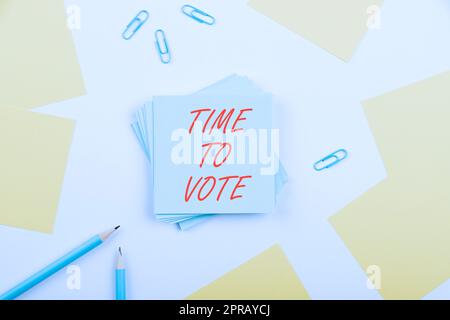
(122, 10, 149, 40)
(313, 149, 348, 171)
(181, 5, 216, 25)
(154, 29, 171, 64)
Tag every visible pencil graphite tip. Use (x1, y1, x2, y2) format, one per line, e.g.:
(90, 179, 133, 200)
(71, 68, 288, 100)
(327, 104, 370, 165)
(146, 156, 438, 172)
(119, 247, 123, 256)
(115, 225, 121, 230)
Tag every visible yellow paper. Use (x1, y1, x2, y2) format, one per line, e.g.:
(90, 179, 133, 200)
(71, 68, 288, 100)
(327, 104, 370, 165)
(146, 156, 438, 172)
(0, 108, 75, 233)
(187, 244, 310, 299)
(0, 0, 85, 109)
(248, 0, 383, 62)
(330, 71, 450, 299)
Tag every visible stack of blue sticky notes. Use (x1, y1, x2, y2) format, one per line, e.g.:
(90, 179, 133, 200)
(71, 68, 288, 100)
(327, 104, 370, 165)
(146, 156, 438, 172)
(132, 75, 288, 230)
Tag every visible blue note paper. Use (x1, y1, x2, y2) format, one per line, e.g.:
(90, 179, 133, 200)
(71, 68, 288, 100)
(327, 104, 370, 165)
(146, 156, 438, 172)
(152, 94, 276, 215)
(132, 75, 287, 229)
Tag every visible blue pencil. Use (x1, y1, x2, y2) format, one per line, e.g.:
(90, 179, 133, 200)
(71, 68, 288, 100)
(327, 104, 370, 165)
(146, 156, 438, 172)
(0, 226, 120, 300)
(115, 247, 126, 300)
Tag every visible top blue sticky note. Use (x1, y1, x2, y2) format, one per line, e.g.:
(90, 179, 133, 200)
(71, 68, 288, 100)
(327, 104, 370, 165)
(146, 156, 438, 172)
(152, 94, 278, 215)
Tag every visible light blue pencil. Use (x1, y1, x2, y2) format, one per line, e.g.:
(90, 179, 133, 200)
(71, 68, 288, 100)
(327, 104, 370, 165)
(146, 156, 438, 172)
(0, 226, 120, 300)
(115, 247, 126, 300)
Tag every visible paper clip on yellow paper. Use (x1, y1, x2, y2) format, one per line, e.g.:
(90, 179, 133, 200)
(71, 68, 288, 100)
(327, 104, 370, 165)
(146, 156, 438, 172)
(181, 5, 216, 25)
(122, 10, 149, 40)
(314, 149, 348, 171)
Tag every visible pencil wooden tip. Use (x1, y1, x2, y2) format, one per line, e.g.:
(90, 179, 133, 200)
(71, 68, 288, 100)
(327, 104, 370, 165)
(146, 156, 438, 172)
(99, 226, 120, 241)
(117, 246, 125, 269)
